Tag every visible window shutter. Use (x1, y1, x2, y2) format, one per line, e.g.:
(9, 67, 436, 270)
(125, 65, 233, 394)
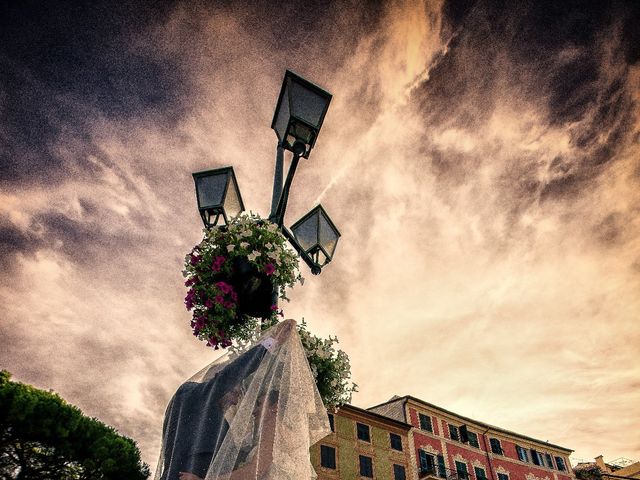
(460, 425, 469, 443)
(490, 438, 502, 454)
(531, 449, 540, 465)
(438, 454, 447, 478)
(468, 432, 479, 448)
(456, 461, 469, 479)
(545, 453, 554, 469)
(419, 450, 429, 470)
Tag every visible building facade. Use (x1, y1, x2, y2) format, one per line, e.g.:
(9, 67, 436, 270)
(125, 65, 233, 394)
(575, 456, 640, 480)
(311, 404, 416, 480)
(369, 396, 575, 480)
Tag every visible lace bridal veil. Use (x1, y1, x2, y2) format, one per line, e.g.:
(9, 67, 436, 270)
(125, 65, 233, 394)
(155, 319, 330, 480)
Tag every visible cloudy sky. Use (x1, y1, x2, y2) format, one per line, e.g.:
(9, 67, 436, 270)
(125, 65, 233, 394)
(1, 0, 639, 472)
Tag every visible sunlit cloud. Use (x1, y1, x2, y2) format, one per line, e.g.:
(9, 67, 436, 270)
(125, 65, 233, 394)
(1, 0, 638, 471)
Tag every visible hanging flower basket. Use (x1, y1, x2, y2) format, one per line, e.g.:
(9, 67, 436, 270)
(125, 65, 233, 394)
(183, 213, 303, 349)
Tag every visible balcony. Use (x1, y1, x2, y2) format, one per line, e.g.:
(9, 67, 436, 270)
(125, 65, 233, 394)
(419, 466, 476, 480)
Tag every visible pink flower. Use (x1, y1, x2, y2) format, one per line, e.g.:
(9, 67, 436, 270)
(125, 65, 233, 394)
(270, 304, 279, 311)
(264, 263, 275, 276)
(224, 301, 234, 309)
(214, 295, 224, 304)
(205, 298, 214, 308)
(211, 255, 226, 273)
(216, 281, 232, 294)
(231, 291, 238, 302)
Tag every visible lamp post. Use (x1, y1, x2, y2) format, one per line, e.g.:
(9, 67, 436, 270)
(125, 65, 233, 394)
(192, 69, 341, 278)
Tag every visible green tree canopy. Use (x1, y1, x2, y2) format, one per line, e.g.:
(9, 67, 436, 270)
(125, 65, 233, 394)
(0, 370, 150, 479)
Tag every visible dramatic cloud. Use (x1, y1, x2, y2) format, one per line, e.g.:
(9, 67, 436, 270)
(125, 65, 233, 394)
(1, 0, 638, 471)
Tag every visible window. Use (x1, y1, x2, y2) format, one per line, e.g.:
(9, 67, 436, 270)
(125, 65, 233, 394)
(390, 433, 403, 451)
(328, 413, 335, 432)
(545, 453, 554, 469)
(419, 450, 436, 475)
(531, 449, 542, 466)
(455, 461, 469, 480)
(498, 474, 509, 480)
(420, 413, 433, 432)
(468, 431, 479, 448)
(357, 422, 371, 442)
(437, 455, 447, 478)
(555, 457, 566, 472)
(449, 424, 460, 441)
(489, 438, 503, 455)
(516, 445, 529, 462)
(394, 464, 407, 480)
(320, 445, 336, 469)
(475, 467, 488, 480)
(359, 455, 374, 478)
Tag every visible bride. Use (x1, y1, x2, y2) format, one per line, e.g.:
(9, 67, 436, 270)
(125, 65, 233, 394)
(156, 320, 330, 480)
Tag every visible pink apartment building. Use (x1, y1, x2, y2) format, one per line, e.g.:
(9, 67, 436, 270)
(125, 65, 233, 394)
(369, 396, 575, 480)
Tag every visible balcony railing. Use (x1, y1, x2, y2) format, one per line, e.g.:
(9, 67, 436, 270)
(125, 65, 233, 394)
(419, 466, 486, 480)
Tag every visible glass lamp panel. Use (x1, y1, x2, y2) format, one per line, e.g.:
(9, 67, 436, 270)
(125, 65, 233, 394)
(291, 209, 320, 252)
(273, 82, 290, 142)
(196, 172, 228, 210)
(290, 122, 314, 144)
(318, 211, 339, 258)
(223, 179, 243, 219)
(290, 79, 329, 129)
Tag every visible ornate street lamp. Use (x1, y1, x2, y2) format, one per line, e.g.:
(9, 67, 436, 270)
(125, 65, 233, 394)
(192, 167, 245, 228)
(290, 205, 341, 272)
(193, 70, 340, 277)
(271, 70, 332, 158)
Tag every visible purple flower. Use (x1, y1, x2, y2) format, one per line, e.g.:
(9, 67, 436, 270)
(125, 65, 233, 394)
(264, 263, 275, 276)
(231, 291, 238, 302)
(224, 301, 234, 309)
(205, 298, 214, 308)
(270, 304, 279, 311)
(184, 289, 196, 310)
(190, 254, 201, 266)
(196, 315, 207, 328)
(214, 295, 224, 304)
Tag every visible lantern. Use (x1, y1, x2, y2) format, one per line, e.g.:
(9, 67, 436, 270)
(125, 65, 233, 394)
(192, 167, 244, 228)
(271, 70, 332, 158)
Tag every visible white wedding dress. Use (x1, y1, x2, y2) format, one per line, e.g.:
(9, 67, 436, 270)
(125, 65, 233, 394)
(155, 319, 330, 480)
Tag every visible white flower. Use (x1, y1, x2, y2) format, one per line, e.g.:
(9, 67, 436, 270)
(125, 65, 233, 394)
(247, 250, 261, 261)
(227, 245, 235, 252)
(265, 242, 273, 250)
(240, 242, 249, 249)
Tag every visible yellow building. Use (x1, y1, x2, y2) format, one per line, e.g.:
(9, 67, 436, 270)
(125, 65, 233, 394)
(596, 456, 640, 480)
(311, 404, 416, 480)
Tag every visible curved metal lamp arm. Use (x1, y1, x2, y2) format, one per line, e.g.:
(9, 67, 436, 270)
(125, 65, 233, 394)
(269, 152, 300, 228)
